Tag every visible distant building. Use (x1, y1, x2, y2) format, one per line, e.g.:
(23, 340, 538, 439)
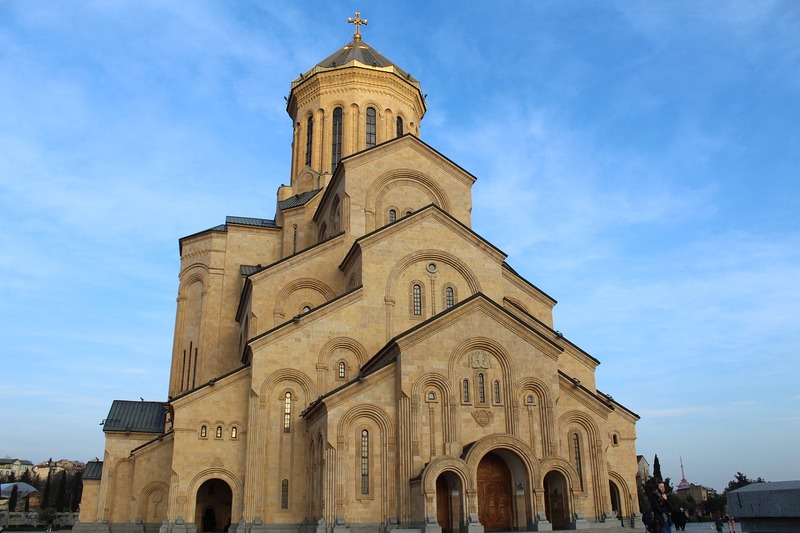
(636, 455, 650, 488)
(32, 458, 85, 480)
(0, 458, 34, 480)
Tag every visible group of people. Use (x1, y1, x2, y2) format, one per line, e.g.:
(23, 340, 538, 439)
(715, 514, 737, 533)
(645, 481, 736, 533)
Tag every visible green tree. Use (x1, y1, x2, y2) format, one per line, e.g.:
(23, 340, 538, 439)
(56, 470, 67, 512)
(724, 472, 765, 494)
(9, 484, 19, 512)
(705, 493, 726, 516)
(653, 455, 663, 481)
(43, 466, 52, 509)
(69, 471, 83, 512)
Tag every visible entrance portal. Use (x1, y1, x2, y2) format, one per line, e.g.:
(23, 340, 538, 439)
(609, 481, 621, 516)
(435, 472, 462, 533)
(477, 452, 513, 532)
(544, 471, 569, 530)
(195, 479, 233, 532)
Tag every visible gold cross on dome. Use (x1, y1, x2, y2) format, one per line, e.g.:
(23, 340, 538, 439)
(348, 12, 368, 40)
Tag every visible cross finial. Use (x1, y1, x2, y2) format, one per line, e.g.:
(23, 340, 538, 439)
(348, 12, 368, 40)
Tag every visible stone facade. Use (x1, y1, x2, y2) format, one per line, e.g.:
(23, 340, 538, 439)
(77, 25, 641, 533)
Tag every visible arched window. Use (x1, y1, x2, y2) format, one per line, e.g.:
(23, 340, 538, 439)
(305, 116, 313, 167)
(412, 284, 422, 316)
(477, 373, 486, 403)
(331, 196, 341, 232)
(318, 222, 327, 243)
(360, 429, 370, 494)
(366, 107, 376, 148)
(572, 433, 584, 490)
(281, 479, 289, 509)
(462, 379, 471, 403)
(331, 107, 343, 172)
(396, 116, 404, 137)
(338, 361, 346, 379)
(302, 305, 311, 314)
(200, 425, 207, 438)
(292, 225, 298, 254)
(444, 286, 455, 309)
(493, 380, 501, 404)
(215, 425, 222, 439)
(388, 209, 396, 223)
(284, 392, 292, 433)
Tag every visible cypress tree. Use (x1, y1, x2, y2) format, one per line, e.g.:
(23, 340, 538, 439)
(653, 454, 663, 481)
(56, 470, 67, 512)
(9, 484, 18, 512)
(43, 466, 52, 509)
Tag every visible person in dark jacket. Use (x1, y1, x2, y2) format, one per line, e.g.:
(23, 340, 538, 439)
(649, 482, 673, 533)
(672, 507, 687, 531)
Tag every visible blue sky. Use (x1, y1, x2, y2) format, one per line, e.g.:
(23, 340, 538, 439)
(1, 1, 798, 492)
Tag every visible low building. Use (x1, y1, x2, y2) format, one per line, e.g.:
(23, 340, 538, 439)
(0, 458, 34, 480)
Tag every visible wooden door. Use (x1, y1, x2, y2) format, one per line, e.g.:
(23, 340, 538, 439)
(436, 476, 452, 533)
(477, 453, 513, 531)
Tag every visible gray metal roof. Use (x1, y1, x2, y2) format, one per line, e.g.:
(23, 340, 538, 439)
(225, 216, 277, 228)
(241, 265, 263, 276)
(278, 189, 321, 210)
(83, 461, 103, 480)
(292, 39, 420, 90)
(103, 400, 165, 434)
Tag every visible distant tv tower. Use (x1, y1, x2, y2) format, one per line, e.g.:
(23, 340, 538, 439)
(677, 456, 690, 490)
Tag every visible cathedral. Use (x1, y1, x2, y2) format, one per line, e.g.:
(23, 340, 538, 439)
(76, 15, 641, 533)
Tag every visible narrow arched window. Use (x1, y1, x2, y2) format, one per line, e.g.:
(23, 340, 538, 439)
(389, 209, 396, 223)
(366, 107, 376, 148)
(396, 116, 403, 137)
(305, 116, 313, 167)
(572, 433, 584, 490)
(478, 373, 486, 403)
(292, 224, 298, 254)
(338, 361, 346, 379)
(493, 380, 501, 404)
(215, 425, 222, 439)
(445, 286, 455, 309)
(318, 222, 327, 243)
(462, 379, 470, 403)
(412, 284, 422, 315)
(281, 479, 289, 509)
(361, 429, 370, 494)
(200, 425, 207, 438)
(331, 196, 341, 232)
(331, 107, 343, 172)
(284, 392, 292, 433)
(231, 426, 238, 439)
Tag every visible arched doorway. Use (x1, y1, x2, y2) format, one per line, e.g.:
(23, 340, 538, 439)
(195, 479, 233, 532)
(477, 452, 513, 531)
(609, 481, 621, 516)
(543, 471, 569, 530)
(435, 471, 463, 533)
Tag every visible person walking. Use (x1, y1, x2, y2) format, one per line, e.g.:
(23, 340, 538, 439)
(726, 515, 737, 533)
(649, 481, 673, 533)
